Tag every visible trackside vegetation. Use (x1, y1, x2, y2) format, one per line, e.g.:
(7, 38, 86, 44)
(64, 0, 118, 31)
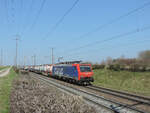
(93, 69, 150, 96)
(0, 66, 7, 71)
(0, 68, 17, 113)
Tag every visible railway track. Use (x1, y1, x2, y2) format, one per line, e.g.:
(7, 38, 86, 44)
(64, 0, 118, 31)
(29, 72, 147, 113)
(86, 85, 150, 104)
(85, 85, 150, 113)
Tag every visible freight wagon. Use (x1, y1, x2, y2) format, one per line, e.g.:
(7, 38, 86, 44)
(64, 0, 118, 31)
(26, 61, 94, 85)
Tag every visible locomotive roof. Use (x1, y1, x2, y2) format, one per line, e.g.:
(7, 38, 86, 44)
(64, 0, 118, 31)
(57, 60, 82, 64)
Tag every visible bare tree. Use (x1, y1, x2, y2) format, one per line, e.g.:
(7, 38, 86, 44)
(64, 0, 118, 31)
(106, 57, 113, 65)
(138, 50, 150, 60)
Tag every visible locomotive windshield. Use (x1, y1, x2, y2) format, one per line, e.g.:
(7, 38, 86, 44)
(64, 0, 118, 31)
(80, 66, 91, 72)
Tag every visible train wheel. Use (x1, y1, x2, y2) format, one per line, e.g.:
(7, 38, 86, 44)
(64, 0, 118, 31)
(72, 80, 76, 84)
(78, 82, 83, 86)
(83, 82, 87, 86)
(69, 79, 72, 83)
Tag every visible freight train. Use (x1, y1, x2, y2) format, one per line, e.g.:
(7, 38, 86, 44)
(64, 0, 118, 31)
(24, 61, 94, 85)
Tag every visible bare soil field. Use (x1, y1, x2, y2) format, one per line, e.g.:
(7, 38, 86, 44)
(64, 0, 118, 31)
(10, 73, 97, 113)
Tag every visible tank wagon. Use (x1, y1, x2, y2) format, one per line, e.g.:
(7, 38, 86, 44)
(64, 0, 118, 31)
(27, 61, 94, 85)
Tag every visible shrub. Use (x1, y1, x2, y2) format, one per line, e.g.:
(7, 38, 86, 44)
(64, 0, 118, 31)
(112, 64, 120, 71)
(129, 64, 141, 72)
(138, 66, 146, 72)
(120, 65, 125, 71)
(105, 64, 114, 70)
(92, 64, 105, 70)
(13, 67, 19, 74)
(146, 67, 150, 71)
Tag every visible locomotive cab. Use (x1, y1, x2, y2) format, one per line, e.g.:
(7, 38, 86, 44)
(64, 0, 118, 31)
(72, 64, 94, 83)
(79, 64, 94, 82)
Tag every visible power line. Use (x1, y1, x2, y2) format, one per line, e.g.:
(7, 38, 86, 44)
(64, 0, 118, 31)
(11, 0, 15, 23)
(4, 0, 10, 24)
(43, 0, 80, 40)
(20, 0, 35, 35)
(68, 1, 150, 41)
(28, 0, 47, 31)
(65, 38, 150, 58)
(17, 0, 23, 35)
(62, 25, 150, 56)
(93, 38, 150, 57)
(10, 0, 20, 34)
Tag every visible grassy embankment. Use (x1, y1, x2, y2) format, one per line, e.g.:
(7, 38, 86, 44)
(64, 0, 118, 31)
(0, 68, 17, 113)
(0, 67, 7, 71)
(93, 69, 150, 96)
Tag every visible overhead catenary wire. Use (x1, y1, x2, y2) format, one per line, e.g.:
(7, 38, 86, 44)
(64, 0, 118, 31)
(92, 39, 150, 59)
(10, 0, 20, 34)
(73, 1, 150, 40)
(56, 1, 150, 56)
(4, 0, 10, 24)
(20, 0, 35, 35)
(74, 39, 150, 61)
(42, 0, 80, 40)
(62, 25, 150, 56)
(28, 0, 47, 32)
(11, 0, 15, 23)
(64, 37, 150, 59)
(2, 1, 150, 64)
(17, 0, 23, 35)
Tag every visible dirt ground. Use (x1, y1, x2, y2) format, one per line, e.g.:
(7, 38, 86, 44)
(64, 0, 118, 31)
(10, 73, 97, 113)
(0, 68, 11, 77)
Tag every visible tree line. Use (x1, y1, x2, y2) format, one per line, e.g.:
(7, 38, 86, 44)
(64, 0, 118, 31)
(92, 50, 150, 72)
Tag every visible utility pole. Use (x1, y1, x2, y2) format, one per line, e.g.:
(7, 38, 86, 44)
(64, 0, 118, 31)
(14, 35, 20, 68)
(0, 48, 3, 66)
(51, 48, 54, 65)
(58, 57, 63, 63)
(33, 54, 36, 66)
(31, 56, 33, 66)
(24, 56, 26, 68)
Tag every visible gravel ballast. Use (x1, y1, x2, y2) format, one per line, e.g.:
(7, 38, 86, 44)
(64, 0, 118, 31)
(10, 74, 97, 113)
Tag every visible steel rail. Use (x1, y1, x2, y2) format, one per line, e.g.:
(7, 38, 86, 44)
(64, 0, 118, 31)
(30, 72, 146, 113)
(91, 85, 150, 101)
(30, 74, 116, 113)
(86, 85, 150, 106)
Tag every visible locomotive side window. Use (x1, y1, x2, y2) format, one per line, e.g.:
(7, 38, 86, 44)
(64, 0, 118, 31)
(80, 66, 91, 72)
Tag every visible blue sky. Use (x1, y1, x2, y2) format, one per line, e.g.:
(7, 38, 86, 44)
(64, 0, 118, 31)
(0, 0, 150, 65)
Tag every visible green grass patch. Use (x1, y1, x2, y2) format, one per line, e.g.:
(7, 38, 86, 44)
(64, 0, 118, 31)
(0, 67, 6, 71)
(0, 66, 9, 71)
(93, 69, 150, 96)
(0, 68, 17, 113)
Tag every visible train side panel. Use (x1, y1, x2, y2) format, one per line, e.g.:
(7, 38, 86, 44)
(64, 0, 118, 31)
(52, 66, 78, 80)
